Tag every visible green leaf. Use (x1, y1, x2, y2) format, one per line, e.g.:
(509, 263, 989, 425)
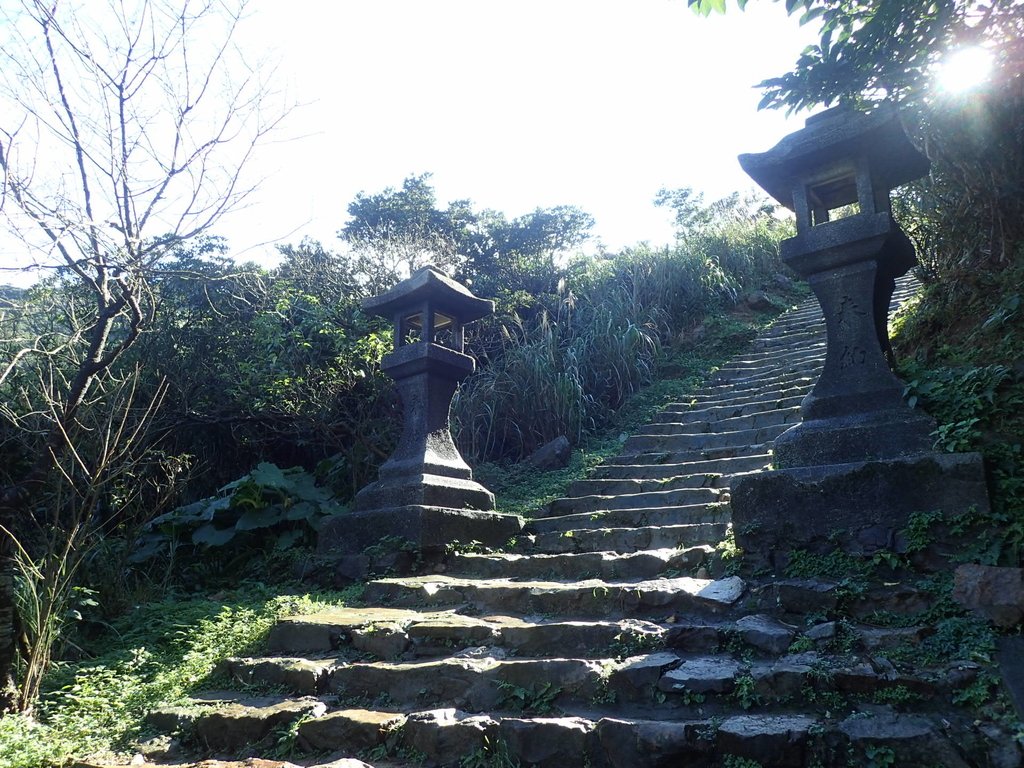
(283, 501, 317, 521)
(192, 524, 237, 547)
(274, 529, 305, 550)
(235, 506, 284, 531)
(249, 461, 290, 490)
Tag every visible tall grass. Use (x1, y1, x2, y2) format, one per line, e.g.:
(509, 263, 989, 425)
(453, 207, 791, 462)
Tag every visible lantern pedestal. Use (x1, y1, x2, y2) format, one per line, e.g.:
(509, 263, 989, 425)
(319, 505, 522, 557)
(730, 452, 990, 573)
(318, 267, 522, 558)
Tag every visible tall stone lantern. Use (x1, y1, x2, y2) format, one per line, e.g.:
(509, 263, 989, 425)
(738, 103, 934, 467)
(730, 105, 990, 570)
(318, 267, 522, 556)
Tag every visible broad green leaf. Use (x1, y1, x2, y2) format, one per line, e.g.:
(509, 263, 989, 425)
(192, 524, 237, 547)
(249, 462, 290, 490)
(283, 501, 317, 521)
(235, 506, 284, 531)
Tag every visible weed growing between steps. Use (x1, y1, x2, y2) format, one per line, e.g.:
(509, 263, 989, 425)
(479, 296, 806, 519)
(0, 583, 360, 768)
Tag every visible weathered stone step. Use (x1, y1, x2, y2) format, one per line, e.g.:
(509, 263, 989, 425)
(145, 693, 327, 751)
(686, 376, 817, 407)
(620, 423, 790, 455)
(698, 359, 824, 395)
(328, 656, 607, 712)
(447, 547, 708, 581)
(525, 522, 728, 555)
(640, 405, 800, 436)
(567, 472, 719, 498)
(601, 444, 770, 469)
(710, 354, 825, 384)
(752, 328, 826, 350)
(362, 573, 746, 618)
(589, 453, 771, 481)
(541, 486, 722, 517)
(718, 341, 826, 368)
(655, 395, 804, 424)
(527, 502, 729, 534)
(145, 700, 987, 768)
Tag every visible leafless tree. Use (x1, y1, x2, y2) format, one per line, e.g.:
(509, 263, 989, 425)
(0, 0, 288, 712)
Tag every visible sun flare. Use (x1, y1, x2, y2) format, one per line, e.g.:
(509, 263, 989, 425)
(936, 46, 994, 94)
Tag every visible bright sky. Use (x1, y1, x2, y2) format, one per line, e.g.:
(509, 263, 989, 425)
(220, 0, 818, 265)
(0, 0, 820, 284)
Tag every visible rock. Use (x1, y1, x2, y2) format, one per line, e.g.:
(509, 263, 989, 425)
(219, 657, 332, 695)
(310, 760, 375, 768)
(194, 697, 327, 750)
(499, 717, 594, 768)
(697, 575, 746, 606)
(717, 714, 816, 766)
(839, 711, 970, 767)
(734, 614, 796, 654)
(804, 621, 836, 641)
(745, 291, 774, 311)
(665, 623, 720, 652)
(658, 656, 741, 694)
(953, 564, 1024, 627)
(597, 718, 712, 766)
(527, 436, 572, 470)
(857, 625, 927, 651)
(610, 653, 681, 697)
(333, 554, 371, 583)
(401, 708, 496, 761)
(774, 579, 839, 613)
(351, 622, 410, 659)
(297, 709, 405, 752)
(752, 657, 813, 700)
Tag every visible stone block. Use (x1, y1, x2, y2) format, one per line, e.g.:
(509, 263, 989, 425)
(318, 505, 523, 556)
(953, 564, 1024, 627)
(732, 452, 989, 572)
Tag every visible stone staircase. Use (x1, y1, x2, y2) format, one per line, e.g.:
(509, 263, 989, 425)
(142, 280, 1019, 768)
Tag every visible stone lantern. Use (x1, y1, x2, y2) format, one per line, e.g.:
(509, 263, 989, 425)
(318, 267, 521, 556)
(738, 103, 934, 467)
(730, 105, 989, 570)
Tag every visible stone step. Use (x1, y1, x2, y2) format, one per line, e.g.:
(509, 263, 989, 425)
(601, 444, 771, 469)
(524, 522, 729, 555)
(527, 502, 730, 534)
(541, 486, 722, 517)
(620, 423, 790, 455)
(144, 693, 328, 751)
(655, 395, 804, 424)
(589, 453, 771, 481)
(710, 354, 825, 385)
(567, 472, 719, 498)
(700, 359, 824, 394)
(686, 377, 817, 407)
(640, 405, 800, 436)
(146, 701, 985, 768)
(752, 328, 826, 350)
(362, 573, 747, 619)
(721, 340, 825, 365)
(447, 547, 708, 582)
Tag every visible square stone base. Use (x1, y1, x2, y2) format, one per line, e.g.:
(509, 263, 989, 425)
(730, 452, 989, 573)
(318, 505, 523, 556)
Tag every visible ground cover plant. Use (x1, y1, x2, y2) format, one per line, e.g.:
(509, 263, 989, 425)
(0, 584, 360, 768)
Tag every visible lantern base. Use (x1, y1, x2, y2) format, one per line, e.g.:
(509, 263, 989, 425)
(355, 472, 495, 512)
(772, 407, 935, 469)
(318, 504, 523, 556)
(730, 452, 989, 574)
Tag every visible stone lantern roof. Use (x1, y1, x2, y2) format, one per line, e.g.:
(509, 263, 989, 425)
(363, 266, 493, 324)
(738, 103, 930, 212)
